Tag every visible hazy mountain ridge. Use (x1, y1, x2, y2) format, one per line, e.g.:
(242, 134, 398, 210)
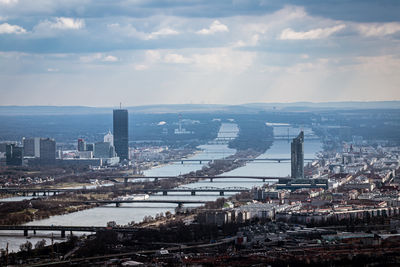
(0, 101, 399, 116)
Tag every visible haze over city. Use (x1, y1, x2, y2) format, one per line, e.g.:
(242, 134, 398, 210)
(1, 0, 400, 106)
(2, 1, 400, 266)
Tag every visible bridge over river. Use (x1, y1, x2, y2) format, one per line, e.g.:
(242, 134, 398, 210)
(0, 199, 208, 207)
(165, 157, 315, 164)
(0, 186, 251, 196)
(0, 225, 139, 238)
(110, 175, 285, 183)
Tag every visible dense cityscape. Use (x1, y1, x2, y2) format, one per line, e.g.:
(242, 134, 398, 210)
(0, 105, 399, 266)
(1, 0, 400, 266)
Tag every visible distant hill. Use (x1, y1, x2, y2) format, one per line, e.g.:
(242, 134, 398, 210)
(0, 101, 399, 115)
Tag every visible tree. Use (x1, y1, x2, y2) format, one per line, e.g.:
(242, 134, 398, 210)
(34, 239, 46, 250)
(19, 241, 32, 252)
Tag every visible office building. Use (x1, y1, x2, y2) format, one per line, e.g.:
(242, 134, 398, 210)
(94, 142, 115, 159)
(23, 137, 40, 157)
(40, 138, 56, 165)
(6, 144, 23, 166)
(86, 143, 94, 151)
(77, 138, 86, 151)
(104, 130, 114, 145)
(291, 131, 304, 178)
(113, 109, 129, 161)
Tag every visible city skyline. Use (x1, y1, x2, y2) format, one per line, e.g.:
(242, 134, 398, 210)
(1, 1, 400, 106)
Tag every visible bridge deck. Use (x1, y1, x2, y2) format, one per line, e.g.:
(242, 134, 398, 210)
(0, 187, 251, 194)
(0, 225, 138, 232)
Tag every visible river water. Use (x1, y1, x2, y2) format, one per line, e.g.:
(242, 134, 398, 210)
(0, 123, 322, 252)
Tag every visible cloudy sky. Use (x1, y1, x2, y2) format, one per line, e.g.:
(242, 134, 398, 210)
(1, 0, 400, 106)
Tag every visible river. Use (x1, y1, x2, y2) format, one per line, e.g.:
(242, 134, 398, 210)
(0, 123, 322, 252)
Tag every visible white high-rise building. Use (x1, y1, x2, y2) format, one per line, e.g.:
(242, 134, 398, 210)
(104, 130, 114, 146)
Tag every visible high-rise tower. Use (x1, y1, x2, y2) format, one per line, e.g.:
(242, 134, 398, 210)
(77, 138, 86, 151)
(113, 109, 128, 161)
(40, 138, 56, 165)
(291, 131, 304, 178)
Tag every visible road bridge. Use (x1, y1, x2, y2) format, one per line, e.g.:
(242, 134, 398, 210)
(0, 186, 250, 196)
(166, 157, 316, 164)
(207, 137, 236, 145)
(0, 199, 208, 208)
(120, 175, 283, 183)
(79, 199, 207, 207)
(0, 225, 138, 238)
(142, 186, 249, 196)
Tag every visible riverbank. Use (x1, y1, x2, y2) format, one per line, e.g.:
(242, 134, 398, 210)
(0, 148, 260, 226)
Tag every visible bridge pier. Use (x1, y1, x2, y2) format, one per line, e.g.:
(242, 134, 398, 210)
(219, 191, 224, 196)
(177, 203, 183, 208)
(124, 177, 128, 186)
(163, 191, 168, 196)
(22, 192, 26, 196)
(191, 191, 196, 196)
(24, 230, 28, 236)
(33, 230, 36, 235)
(154, 177, 159, 182)
(33, 192, 36, 196)
(181, 161, 184, 164)
(61, 230, 65, 238)
(199, 160, 202, 164)
(210, 178, 213, 182)
(116, 203, 121, 207)
(53, 192, 57, 196)
(263, 178, 266, 182)
(43, 192, 46, 196)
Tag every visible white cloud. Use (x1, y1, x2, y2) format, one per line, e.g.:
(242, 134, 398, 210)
(144, 50, 161, 62)
(50, 17, 84, 29)
(107, 23, 147, 39)
(148, 27, 179, 39)
(80, 53, 102, 63)
(108, 24, 179, 40)
(36, 17, 84, 31)
(47, 68, 59, 72)
(279, 24, 346, 40)
(0, 23, 26, 34)
(233, 34, 260, 47)
(134, 50, 161, 70)
(164, 53, 192, 64)
(134, 64, 148, 70)
(197, 20, 229, 35)
(356, 22, 400, 37)
(80, 53, 118, 63)
(102, 55, 118, 62)
(0, 0, 18, 5)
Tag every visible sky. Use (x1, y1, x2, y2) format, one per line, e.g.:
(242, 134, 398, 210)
(0, 0, 400, 106)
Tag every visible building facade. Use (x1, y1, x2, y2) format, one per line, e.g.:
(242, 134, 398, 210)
(77, 138, 86, 152)
(291, 131, 304, 178)
(113, 109, 129, 161)
(23, 137, 40, 157)
(94, 142, 115, 158)
(40, 138, 56, 165)
(6, 144, 23, 166)
(104, 130, 114, 145)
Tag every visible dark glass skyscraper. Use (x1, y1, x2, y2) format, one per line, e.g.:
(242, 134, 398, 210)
(39, 138, 56, 165)
(291, 131, 304, 178)
(6, 144, 23, 166)
(113, 109, 129, 161)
